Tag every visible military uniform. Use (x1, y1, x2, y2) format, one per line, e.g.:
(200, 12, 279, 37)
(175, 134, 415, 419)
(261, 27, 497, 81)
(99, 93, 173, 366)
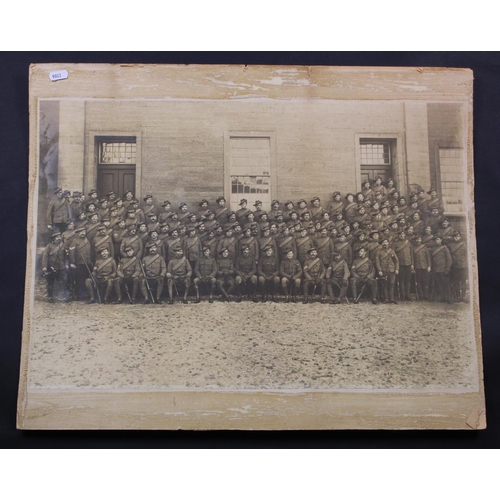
(46, 191, 72, 232)
(328, 193, 344, 217)
(141, 244, 167, 303)
(68, 230, 92, 300)
(314, 234, 335, 267)
(375, 244, 399, 303)
(214, 197, 230, 225)
(167, 251, 192, 303)
(326, 256, 350, 303)
(295, 232, 315, 265)
(120, 229, 144, 260)
(257, 248, 280, 301)
(431, 241, 453, 302)
(216, 251, 236, 301)
(183, 233, 202, 270)
(85, 252, 118, 303)
(42, 234, 67, 302)
(350, 251, 377, 303)
(393, 236, 414, 300)
(335, 238, 353, 267)
(280, 255, 302, 302)
(216, 233, 237, 262)
(235, 250, 259, 301)
(238, 233, 260, 261)
(236, 199, 251, 222)
(193, 252, 218, 302)
(302, 251, 327, 303)
(448, 234, 468, 302)
(116, 252, 141, 303)
(413, 241, 432, 301)
(92, 229, 114, 260)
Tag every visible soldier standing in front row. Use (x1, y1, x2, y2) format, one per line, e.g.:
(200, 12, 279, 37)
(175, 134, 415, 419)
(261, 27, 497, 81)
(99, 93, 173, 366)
(116, 246, 141, 304)
(448, 231, 468, 302)
(140, 242, 167, 304)
(431, 236, 452, 303)
(257, 245, 280, 302)
(68, 227, 92, 301)
(235, 245, 259, 302)
(193, 246, 218, 303)
(413, 234, 432, 301)
(85, 246, 118, 304)
(42, 231, 67, 303)
(375, 238, 399, 304)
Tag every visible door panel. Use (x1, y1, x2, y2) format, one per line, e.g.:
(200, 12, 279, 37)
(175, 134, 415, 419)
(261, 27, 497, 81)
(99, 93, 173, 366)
(97, 166, 136, 198)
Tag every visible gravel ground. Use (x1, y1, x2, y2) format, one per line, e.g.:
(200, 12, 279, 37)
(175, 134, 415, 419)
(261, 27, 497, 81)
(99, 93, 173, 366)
(27, 292, 477, 392)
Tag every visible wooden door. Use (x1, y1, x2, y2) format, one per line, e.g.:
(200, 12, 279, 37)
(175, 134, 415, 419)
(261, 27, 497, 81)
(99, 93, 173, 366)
(97, 166, 136, 198)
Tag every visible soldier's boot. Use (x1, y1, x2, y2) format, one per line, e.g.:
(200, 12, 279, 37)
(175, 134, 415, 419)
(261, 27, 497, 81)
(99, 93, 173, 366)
(261, 283, 267, 302)
(85, 280, 95, 303)
(320, 282, 327, 303)
(236, 283, 242, 302)
(291, 282, 298, 303)
(272, 283, 278, 302)
(389, 284, 397, 304)
(156, 281, 164, 304)
(327, 283, 334, 300)
(282, 283, 289, 303)
(114, 280, 123, 304)
(104, 282, 113, 304)
(182, 288, 189, 304)
(167, 282, 174, 304)
(209, 283, 215, 303)
(194, 286, 201, 303)
(131, 281, 139, 304)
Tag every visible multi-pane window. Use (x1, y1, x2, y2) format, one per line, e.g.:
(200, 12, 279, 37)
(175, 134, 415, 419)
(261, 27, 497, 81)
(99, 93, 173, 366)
(439, 148, 465, 213)
(360, 141, 391, 166)
(99, 140, 136, 164)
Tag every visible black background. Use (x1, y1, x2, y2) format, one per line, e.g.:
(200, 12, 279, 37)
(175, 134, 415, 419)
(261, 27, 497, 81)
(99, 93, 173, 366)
(1, 52, 499, 448)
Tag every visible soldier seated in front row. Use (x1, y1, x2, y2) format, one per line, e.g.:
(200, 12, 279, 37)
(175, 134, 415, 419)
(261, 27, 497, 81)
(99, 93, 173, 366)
(279, 249, 302, 303)
(257, 245, 280, 302)
(140, 241, 167, 304)
(326, 251, 350, 304)
(235, 245, 258, 302)
(166, 246, 192, 304)
(350, 247, 378, 304)
(374, 237, 399, 304)
(85, 246, 118, 304)
(216, 247, 236, 302)
(193, 246, 217, 303)
(302, 247, 327, 304)
(116, 246, 142, 304)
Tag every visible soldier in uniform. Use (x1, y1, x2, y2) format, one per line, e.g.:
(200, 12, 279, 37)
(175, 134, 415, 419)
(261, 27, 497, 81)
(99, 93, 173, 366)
(147, 229, 166, 262)
(183, 225, 202, 271)
(112, 219, 128, 260)
(326, 251, 350, 304)
(214, 196, 230, 225)
(97, 198, 110, 221)
(116, 246, 141, 304)
(216, 247, 236, 301)
(122, 190, 135, 210)
(69, 191, 84, 221)
(252, 200, 264, 220)
(176, 202, 189, 224)
(279, 249, 302, 303)
(166, 246, 192, 304)
(87, 188, 99, 203)
(202, 228, 219, 258)
(92, 224, 114, 261)
(268, 200, 281, 221)
(437, 218, 454, 245)
(62, 220, 77, 251)
(448, 231, 468, 302)
(426, 188, 443, 216)
(258, 227, 277, 260)
(68, 227, 92, 301)
(113, 198, 126, 220)
(413, 234, 432, 301)
(350, 247, 378, 304)
(302, 247, 327, 304)
(42, 231, 67, 302)
(217, 226, 237, 262)
(147, 212, 160, 234)
(344, 193, 357, 224)
(361, 180, 374, 204)
(426, 207, 441, 234)
(295, 227, 315, 266)
(164, 228, 181, 262)
(235, 245, 259, 302)
(430, 236, 452, 302)
(142, 194, 157, 220)
(282, 201, 295, 222)
(157, 200, 172, 225)
(276, 225, 297, 261)
(314, 227, 335, 269)
(375, 237, 399, 304)
(389, 190, 400, 207)
(85, 246, 118, 304)
(120, 224, 143, 260)
(47, 187, 72, 233)
(386, 178, 396, 197)
(257, 245, 281, 302)
(393, 230, 414, 301)
(372, 176, 388, 201)
(193, 246, 218, 303)
(335, 232, 353, 267)
(137, 222, 149, 248)
(196, 199, 210, 221)
(319, 211, 335, 232)
(352, 231, 369, 256)
(328, 191, 344, 217)
(296, 199, 308, 218)
(140, 241, 167, 304)
(130, 199, 145, 224)
(167, 212, 180, 232)
(75, 210, 88, 230)
(203, 211, 218, 232)
(310, 197, 324, 221)
(236, 199, 251, 222)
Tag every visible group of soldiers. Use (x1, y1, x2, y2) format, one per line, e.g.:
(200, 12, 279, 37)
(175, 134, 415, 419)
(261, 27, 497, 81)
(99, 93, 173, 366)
(42, 177, 468, 305)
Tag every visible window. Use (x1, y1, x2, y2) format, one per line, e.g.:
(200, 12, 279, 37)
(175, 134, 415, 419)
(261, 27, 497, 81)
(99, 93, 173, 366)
(359, 139, 394, 184)
(439, 148, 465, 213)
(99, 138, 136, 165)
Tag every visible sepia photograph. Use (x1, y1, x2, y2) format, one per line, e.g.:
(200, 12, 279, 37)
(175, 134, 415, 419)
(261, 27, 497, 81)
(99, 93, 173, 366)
(17, 64, 485, 430)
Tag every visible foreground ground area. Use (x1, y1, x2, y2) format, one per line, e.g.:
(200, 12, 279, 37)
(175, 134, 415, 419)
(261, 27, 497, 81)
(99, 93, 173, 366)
(27, 298, 478, 392)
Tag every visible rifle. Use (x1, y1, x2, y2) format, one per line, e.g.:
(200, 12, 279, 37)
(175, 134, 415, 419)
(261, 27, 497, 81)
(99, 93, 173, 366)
(139, 258, 156, 303)
(332, 279, 350, 304)
(413, 271, 419, 301)
(82, 255, 101, 304)
(355, 283, 366, 303)
(123, 281, 133, 304)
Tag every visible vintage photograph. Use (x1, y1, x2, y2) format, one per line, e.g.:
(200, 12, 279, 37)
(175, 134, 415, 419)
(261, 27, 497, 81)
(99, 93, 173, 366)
(17, 64, 485, 429)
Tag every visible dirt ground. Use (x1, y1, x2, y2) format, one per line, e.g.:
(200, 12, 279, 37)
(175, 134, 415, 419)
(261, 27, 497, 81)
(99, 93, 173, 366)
(27, 291, 478, 392)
